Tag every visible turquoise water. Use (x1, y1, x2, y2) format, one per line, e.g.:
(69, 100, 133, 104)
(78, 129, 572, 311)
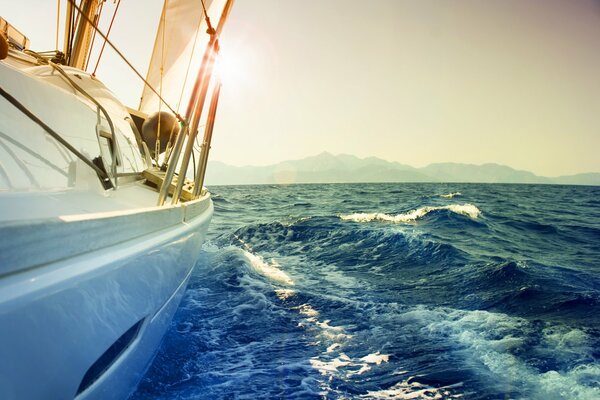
(131, 183, 600, 399)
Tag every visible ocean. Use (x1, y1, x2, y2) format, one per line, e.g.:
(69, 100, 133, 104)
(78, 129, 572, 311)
(130, 183, 600, 399)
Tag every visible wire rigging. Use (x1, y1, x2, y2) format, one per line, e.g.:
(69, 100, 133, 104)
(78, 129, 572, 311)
(85, 0, 104, 72)
(92, 0, 120, 76)
(66, 0, 181, 119)
(200, 0, 215, 34)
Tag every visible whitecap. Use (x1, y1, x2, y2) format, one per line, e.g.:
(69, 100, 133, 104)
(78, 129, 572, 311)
(361, 352, 390, 365)
(362, 379, 464, 399)
(201, 241, 220, 252)
(340, 203, 481, 223)
(542, 327, 590, 354)
(310, 357, 351, 374)
(440, 192, 462, 199)
(403, 305, 600, 400)
(241, 250, 294, 286)
(326, 343, 342, 353)
(274, 288, 296, 300)
(297, 303, 319, 317)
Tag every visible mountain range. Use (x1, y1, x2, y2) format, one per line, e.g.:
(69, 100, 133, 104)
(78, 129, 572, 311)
(204, 152, 600, 186)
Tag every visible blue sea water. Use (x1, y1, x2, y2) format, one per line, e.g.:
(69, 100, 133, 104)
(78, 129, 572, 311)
(130, 183, 600, 399)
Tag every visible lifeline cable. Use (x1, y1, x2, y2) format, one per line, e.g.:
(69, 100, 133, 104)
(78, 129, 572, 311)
(0, 87, 111, 185)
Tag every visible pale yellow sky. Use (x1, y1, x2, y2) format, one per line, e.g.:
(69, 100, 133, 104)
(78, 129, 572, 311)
(2, 0, 600, 176)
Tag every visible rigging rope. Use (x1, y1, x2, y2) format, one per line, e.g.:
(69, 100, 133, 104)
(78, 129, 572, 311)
(85, 0, 104, 72)
(66, 0, 181, 119)
(200, 0, 215, 34)
(92, 0, 120, 76)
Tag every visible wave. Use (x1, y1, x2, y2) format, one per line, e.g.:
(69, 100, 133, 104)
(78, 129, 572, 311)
(440, 192, 462, 199)
(221, 215, 470, 277)
(241, 250, 295, 286)
(362, 379, 463, 399)
(503, 219, 559, 234)
(211, 195, 231, 204)
(340, 203, 481, 223)
(459, 259, 600, 321)
(397, 305, 600, 399)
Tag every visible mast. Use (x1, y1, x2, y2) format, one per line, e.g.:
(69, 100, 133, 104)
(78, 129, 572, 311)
(67, 0, 100, 69)
(193, 79, 221, 198)
(157, 0, 234, 205)
(63, 1, 74, 59)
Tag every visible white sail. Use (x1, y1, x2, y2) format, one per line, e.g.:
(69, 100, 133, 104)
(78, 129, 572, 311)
(139, 0, 228, 116)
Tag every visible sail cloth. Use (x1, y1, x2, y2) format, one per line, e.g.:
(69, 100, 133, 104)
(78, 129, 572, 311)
(139, 0, 227, 116)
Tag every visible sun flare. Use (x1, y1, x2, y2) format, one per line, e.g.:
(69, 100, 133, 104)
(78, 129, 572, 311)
(213, 47, 245, 85)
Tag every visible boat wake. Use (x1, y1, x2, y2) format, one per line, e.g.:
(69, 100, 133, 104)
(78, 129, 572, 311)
(399, 305, 600, 400)
(241, 250, 295, 286)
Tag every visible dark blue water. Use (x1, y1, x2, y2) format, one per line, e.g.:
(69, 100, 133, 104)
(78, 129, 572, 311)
(131, 183, 600, 399)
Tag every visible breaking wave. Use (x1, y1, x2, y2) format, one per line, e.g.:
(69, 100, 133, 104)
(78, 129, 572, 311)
(132, 183, 600, 400)
(340, 203, 481, 223)
(440, 192, 462, 198)
(241, 250, 295, 286)
(403, 306, 600, 400)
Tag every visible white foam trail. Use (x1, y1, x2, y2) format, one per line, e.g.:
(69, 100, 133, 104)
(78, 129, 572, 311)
(310, 351, 391, 378)
(201, 241, 220, 252)
(297, 304, 319, 318)
(361, 352, 390, 365)
(317, 321, 353, 341)
(341, 203, 481, 223)
(362, 379, 464, 399)
(440, 192, 462, 199)
(327, 343, 342, 353)
(274, 288, 296, 300)
(242, 250, 294, 286)
(348, 364, 372, 376)
(310, 357, 351, 374)
(403, 306, 600, 400)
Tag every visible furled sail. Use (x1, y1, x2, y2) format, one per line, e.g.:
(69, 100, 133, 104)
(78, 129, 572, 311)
(139, 0, 227, 116)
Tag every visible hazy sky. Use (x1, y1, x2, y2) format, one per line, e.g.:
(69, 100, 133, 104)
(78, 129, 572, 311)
(3, 0, 600, 176)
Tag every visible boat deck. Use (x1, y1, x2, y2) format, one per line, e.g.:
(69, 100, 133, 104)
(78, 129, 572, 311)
(0, 181, 158, 223)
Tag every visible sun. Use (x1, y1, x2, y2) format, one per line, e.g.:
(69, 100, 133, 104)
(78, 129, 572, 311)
(213, 46, 244, 85)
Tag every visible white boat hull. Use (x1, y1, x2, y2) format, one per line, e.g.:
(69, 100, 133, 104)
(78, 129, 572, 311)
(0, 196, 213, 399)
(0, 5, 229, 395)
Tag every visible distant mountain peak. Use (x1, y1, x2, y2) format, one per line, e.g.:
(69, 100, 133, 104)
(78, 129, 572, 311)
(316, 151, 335, 157)
(205, 153, 600, 186)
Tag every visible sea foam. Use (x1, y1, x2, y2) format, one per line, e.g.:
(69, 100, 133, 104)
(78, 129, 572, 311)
(403, 305, 600, 400)
(440, 192, 462, 198)
(362, 379, 464, 399)
(341, 203, 481, 223)
(242, 250, 294, 286)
